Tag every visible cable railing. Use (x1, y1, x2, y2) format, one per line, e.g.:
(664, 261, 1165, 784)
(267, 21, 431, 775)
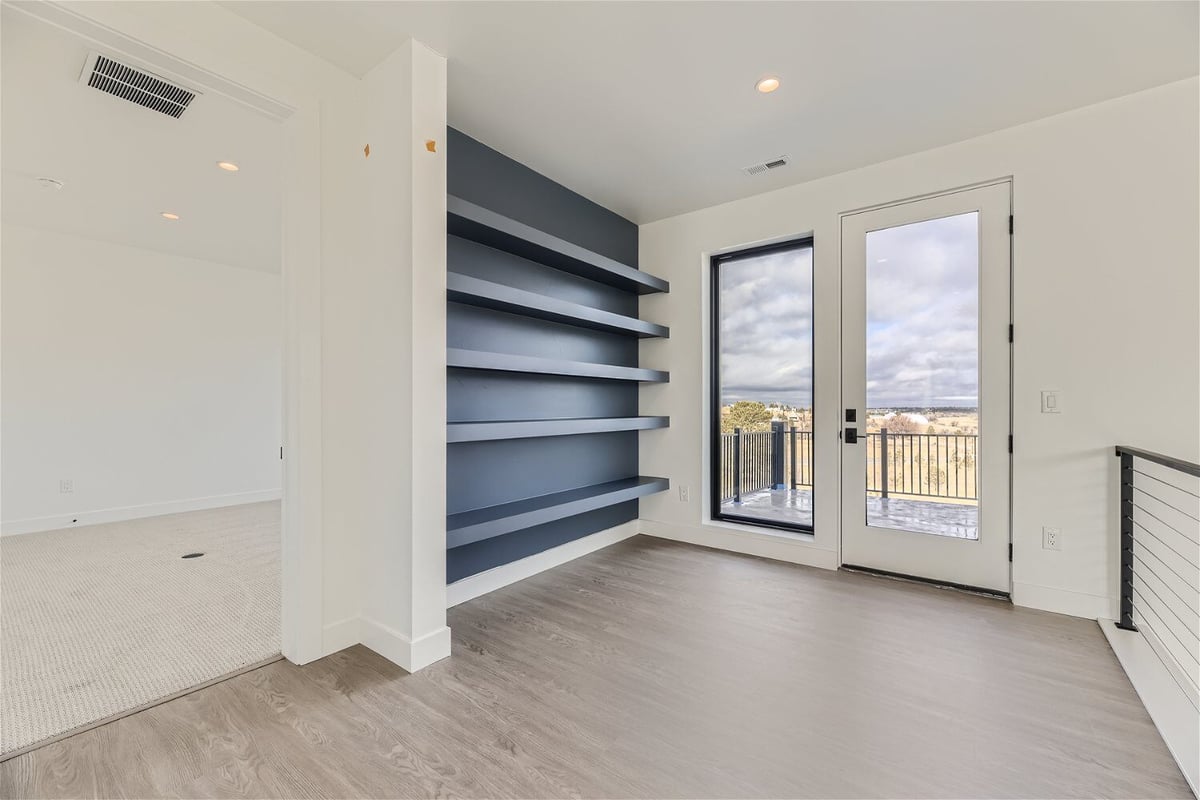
(1114, 446, 1199, 710)
(718, 426, 977, 503)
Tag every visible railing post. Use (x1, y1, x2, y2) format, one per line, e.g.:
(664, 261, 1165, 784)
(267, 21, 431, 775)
(1117, 451, 1137, 631)
(790, 425, 797, 490)
(879, 428, 889, 500)
(733, 427, 742, 504)
(771, 421, 786, 490)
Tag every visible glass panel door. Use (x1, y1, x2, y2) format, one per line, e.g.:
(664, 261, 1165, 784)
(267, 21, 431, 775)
(841, 183, 1011, 592)
(865, 212, 980, 539)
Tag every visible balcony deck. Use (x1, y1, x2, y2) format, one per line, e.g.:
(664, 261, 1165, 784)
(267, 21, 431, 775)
(719, 488, 979, 538)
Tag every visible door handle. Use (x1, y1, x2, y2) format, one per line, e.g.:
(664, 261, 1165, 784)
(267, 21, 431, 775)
(844, 427, 860, 444)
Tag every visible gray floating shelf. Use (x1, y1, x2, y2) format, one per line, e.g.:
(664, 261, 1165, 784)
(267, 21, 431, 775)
(448, 196, 669, 295)
(447, 348, 669, 383)
(447, 476, 669, 549)
(448, 416, 669, 443)
(448, 273, 669, 339)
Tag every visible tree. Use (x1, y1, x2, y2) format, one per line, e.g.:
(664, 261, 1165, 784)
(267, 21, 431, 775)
(721, 401, 772, 433)
(880, 413, 922, 433)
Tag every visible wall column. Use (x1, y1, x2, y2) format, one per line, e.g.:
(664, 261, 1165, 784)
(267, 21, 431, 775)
(360, 40, 450, 672)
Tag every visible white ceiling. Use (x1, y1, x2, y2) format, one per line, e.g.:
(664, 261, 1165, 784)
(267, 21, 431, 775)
(1, 8, 282, 273)
(222, 0, 1199, 224)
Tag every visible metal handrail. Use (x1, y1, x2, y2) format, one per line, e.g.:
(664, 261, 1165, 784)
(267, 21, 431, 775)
(718, 428, 979, 503)
(1114, 446, 1200, 633)
(1114, 446, 1200, 478)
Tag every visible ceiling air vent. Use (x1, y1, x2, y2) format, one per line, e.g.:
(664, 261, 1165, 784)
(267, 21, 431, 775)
(79, 52, 199, 119)
(743, 155, 791, 176)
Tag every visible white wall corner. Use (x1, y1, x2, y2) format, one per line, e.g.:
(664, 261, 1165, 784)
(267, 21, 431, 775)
(358, 39, 449, 673)
(360, 616, 451, 673)
(322, 616, 362, 656)
(1011, 581, 1113, 619)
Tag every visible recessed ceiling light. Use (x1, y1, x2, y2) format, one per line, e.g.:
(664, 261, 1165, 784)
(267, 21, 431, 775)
(756, 77, 781, 94)
(161, 212, 181, 221)
(216, 161, 240, 172)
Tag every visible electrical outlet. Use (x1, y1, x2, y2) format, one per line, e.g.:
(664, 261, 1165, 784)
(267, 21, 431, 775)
(678, 486, 690, 502)
(59, 479, 73, 494)
(1042, 526, 1062, 551)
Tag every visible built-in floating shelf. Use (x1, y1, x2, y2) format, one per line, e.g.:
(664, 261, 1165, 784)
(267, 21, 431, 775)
(447, 476, 670, 549)
(447, 348, 669, 383)
(448, 416, 669, 443)
(448, 273, 669, 339)
(448, 196, 669, 295)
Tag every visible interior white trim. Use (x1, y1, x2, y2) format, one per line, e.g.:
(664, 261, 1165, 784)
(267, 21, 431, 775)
(1100, 619, 1199, 796)
(7, 1, 293, 120)
(447, 521, 640, 608)
(321, 616, 361, 658)
(0, 490, 282, 537)
(639, 519, 839, 571)
(1011, 581, 1111, 620)
(359, 617, 452, 674)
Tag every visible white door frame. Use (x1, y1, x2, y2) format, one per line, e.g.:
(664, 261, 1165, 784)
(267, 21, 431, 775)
(837, 179, 1013, 593)
(13, 2, 327, 663)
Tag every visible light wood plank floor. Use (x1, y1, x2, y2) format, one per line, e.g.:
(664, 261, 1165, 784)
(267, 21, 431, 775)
(1, 536, 1189, 798)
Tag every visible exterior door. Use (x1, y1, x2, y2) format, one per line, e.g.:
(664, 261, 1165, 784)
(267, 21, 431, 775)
(840, 182, 1011, 593)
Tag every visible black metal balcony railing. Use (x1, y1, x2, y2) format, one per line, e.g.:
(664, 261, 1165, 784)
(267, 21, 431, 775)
(719, 425, 978, 503)
(1112, 446, 1199, 710)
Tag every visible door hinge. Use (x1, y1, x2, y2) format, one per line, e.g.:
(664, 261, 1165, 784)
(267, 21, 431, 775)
(1008, 323, 1014, 343)
(1008, 543, 1013, 562)
(1008, 435, 1013, 454)
(1008, 214, 1014, 235)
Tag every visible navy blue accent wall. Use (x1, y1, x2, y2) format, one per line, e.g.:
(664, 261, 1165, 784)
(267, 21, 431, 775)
(447, 129, 638, 267)
(446, 128, 655, 583)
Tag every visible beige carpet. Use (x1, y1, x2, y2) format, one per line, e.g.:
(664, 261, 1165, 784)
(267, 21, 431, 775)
(0, 501, 280, 755)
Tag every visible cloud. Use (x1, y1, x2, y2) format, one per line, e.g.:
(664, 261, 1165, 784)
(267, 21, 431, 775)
(718, 246, 814, 407)
(717, 212, 980, 410)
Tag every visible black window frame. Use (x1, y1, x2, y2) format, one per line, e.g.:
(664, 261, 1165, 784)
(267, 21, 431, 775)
(710, 236, 816, 534)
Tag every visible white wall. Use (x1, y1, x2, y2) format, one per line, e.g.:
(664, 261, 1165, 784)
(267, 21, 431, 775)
(639, 77, 1200, 619)
(1, 225, 281, 534)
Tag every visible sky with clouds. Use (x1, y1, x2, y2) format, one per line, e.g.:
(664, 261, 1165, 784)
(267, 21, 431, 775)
(718, 212, 979, 410)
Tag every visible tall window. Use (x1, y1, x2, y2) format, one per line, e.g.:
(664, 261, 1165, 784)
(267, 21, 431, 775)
(711, 239, 814, 532)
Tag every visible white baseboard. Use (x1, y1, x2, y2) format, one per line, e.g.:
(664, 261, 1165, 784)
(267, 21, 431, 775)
(1100, 619, 1199, 796)
(321, 616, 361, 657)
(359, 616, 451, 673)
(447, 520, 639, 608)
(1, 489, 283, 537)
(1011, 581, 1112, 619)
(638, 518, 839, 571)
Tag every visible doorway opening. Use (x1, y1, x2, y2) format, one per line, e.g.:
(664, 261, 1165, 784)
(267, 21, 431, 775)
(839, 181, 1012, 593)
(0, 8, 286, 757)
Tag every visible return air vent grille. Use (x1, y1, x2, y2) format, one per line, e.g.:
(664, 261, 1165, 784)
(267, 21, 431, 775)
(81, 53, 197, 118)
(743, 155, 791, 176)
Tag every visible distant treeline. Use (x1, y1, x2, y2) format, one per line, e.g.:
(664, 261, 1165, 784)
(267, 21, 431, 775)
(869, 407, 979, 414)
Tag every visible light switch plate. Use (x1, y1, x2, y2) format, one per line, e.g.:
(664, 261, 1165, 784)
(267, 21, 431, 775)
(1041, 390, 1062, 414)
